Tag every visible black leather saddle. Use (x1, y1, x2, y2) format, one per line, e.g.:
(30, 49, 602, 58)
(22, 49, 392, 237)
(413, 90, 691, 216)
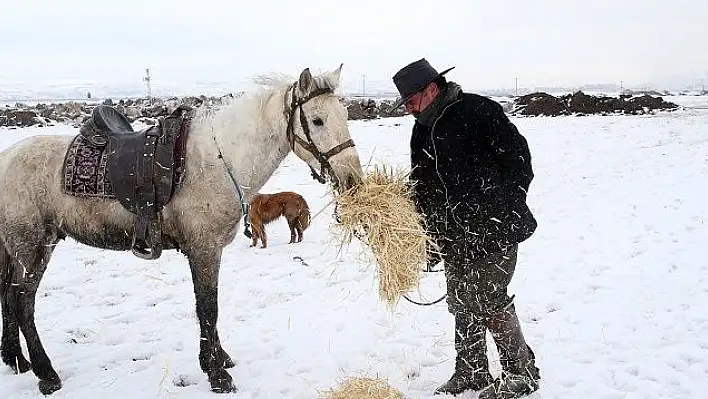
(79, 105, 192, 259)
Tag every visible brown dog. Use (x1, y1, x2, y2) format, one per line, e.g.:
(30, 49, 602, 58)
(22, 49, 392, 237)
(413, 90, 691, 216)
(248, 191, 311, 248)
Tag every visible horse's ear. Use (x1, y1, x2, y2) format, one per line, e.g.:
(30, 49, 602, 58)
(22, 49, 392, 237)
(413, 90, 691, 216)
(298, 68, 314, 95)
(327, 63, 343, 88)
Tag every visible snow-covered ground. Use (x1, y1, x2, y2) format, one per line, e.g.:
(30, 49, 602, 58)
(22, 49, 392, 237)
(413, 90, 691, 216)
(0, 104, 707, 398)
(667, 95, 708, 109)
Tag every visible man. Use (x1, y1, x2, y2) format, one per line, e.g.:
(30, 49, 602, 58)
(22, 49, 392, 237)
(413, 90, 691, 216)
(391, 58, 540, 399)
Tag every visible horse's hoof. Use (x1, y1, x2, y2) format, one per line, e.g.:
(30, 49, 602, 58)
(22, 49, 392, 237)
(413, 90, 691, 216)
(216, 348, 235, 369)
(208, 369, 237, 393)
(17, 356, 31, 373)
(38, 377, 62, 395)
(221, 356, 235, 369)
(2, 353, 32, 374)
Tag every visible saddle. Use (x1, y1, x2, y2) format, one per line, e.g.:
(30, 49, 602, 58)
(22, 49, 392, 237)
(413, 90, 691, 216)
(79, 105, 192, 260)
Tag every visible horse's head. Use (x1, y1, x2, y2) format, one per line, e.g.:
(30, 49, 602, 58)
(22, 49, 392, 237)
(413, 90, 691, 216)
(286, 64, 363, 193)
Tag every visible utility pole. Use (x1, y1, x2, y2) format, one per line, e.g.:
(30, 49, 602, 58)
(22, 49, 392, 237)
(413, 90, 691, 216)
(143, 68, 152, 99)
(620, 80, 624, 92)
(514, 77, 518, 96)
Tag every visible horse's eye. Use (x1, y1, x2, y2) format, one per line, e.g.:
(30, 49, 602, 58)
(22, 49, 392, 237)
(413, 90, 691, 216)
(312, 117, 324, 126)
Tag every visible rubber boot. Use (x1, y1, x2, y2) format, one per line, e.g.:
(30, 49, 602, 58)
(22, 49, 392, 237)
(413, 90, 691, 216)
(478, 302, 540, 399)
(435, 314, 494, 396)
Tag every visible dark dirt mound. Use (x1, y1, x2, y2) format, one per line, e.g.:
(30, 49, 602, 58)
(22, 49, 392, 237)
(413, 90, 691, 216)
(512, 91, 679, 117)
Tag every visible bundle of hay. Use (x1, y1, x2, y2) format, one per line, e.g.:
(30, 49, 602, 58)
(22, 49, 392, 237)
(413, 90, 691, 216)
(319, 376, 403, 399)
(332, 165, 437, 307)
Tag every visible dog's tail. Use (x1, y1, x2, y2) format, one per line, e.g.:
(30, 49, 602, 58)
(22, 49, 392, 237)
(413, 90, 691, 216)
(299, 201, 311, 231)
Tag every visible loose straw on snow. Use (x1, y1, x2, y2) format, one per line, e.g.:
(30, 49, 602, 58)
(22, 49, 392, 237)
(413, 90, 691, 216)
(332, 165, 437, 307)
(319, 376, 404, 399)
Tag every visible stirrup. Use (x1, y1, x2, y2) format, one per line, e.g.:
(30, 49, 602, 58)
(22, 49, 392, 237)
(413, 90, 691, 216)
(131, 240, 162, 260)
(131, 215, 163, 260)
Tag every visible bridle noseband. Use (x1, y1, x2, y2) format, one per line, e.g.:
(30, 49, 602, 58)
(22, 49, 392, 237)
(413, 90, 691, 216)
(284, 83, 355, 188)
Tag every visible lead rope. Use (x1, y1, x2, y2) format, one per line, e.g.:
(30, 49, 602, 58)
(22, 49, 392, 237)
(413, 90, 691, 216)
(212, 136, 252, 238)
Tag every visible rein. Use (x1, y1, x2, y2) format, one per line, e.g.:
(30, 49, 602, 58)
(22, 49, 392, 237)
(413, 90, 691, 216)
(283, 83, 355, 189)
(402, 263, 447, 306)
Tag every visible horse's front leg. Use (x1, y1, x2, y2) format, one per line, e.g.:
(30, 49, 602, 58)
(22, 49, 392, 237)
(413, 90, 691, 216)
(186, 249, 236, 393)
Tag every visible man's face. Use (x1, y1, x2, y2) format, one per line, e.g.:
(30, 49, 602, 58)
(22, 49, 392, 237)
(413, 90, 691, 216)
(404, 83, 440, 116)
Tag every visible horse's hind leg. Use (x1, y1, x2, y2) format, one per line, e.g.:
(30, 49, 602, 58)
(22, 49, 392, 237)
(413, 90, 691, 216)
(185, 248, 236, 393)
(6, 231, 61, 394)
(0, 245, 31, 374)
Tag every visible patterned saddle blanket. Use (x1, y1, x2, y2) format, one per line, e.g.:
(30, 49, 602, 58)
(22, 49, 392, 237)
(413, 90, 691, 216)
(62, 134, 116, 198)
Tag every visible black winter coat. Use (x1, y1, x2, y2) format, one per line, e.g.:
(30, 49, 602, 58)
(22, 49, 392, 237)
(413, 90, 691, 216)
(410, 92, 537, 258)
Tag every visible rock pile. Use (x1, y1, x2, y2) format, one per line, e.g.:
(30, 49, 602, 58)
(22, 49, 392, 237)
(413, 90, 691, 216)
(1, 91, 682, 128)
(0, 95, 234, 128)
(1, 95, 406, 128)
(343, 98, 406, 120)
(511, 91, 680, 117)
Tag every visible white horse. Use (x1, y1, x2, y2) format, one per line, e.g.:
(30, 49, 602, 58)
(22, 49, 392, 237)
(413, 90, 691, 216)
(0, 64, 363, 394)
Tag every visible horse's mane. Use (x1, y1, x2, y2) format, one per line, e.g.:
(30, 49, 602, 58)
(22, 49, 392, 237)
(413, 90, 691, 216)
(251, 73, 294, 89)
(251, 71, 340, 93)
(191, 70, 340, 138)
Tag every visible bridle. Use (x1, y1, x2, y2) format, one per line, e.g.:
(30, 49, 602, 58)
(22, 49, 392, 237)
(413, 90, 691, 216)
(283, 82, 355, 189)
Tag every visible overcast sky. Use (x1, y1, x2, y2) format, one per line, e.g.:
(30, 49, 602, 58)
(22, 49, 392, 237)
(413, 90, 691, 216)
(1, 0, 707, 94)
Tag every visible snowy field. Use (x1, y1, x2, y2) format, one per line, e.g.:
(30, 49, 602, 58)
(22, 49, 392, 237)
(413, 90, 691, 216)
(0, 101, 707, 399)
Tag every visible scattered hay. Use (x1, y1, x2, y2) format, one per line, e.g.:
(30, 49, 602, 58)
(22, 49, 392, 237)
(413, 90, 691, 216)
(332, 165, 437, 307)
(319, 376, 404, 399)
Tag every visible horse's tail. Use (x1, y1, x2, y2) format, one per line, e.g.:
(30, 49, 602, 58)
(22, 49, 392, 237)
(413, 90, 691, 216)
(0, 244, 12, 300)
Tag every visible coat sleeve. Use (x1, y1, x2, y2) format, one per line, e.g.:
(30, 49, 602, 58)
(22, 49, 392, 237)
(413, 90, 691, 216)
(483, 102, 534, 198)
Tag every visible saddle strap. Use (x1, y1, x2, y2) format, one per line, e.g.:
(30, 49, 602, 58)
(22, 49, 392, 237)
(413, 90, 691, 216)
(131, 131, 163, 260)
(136, 130, 160, 217)
(155, 105, 193, 203)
